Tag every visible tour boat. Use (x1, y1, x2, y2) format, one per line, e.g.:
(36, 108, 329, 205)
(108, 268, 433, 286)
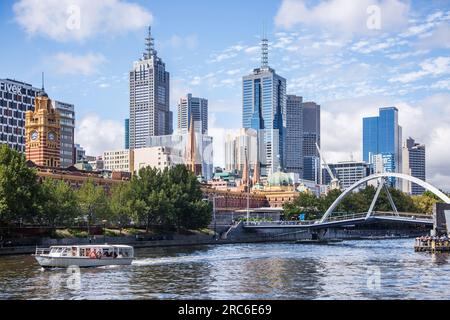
(33, 245, 134, 268)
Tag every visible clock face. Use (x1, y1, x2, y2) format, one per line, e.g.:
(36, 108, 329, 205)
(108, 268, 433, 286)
(48, 132, 56, 141)
(31, 131, 39, 141)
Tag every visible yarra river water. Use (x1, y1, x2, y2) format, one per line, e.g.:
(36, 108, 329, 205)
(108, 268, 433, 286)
(1, 239, 450, 300)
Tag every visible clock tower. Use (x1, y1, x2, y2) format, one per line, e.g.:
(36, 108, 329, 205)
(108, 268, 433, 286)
(25, 88, 61, 168)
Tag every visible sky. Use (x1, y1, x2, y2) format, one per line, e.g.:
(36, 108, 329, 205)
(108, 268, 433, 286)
(0, 0, 449, 190)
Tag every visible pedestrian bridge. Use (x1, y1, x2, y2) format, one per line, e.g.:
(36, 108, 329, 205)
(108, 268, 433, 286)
(243, 173, 449, 231)
(243, 211, 434, 230)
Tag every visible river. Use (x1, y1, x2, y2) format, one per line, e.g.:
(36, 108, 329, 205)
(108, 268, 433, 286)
(0, 239, 449, 300)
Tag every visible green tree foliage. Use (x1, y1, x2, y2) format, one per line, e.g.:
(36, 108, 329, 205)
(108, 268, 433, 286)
(39, 179, 79, 227)
(76, 179, 109, 232)
(0, 144, 41, 225)
(109, 182, 134, 232)
(130, 165, 211, 232)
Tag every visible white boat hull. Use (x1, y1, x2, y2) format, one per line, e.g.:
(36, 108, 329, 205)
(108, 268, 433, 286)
(34, 255, 134, 268)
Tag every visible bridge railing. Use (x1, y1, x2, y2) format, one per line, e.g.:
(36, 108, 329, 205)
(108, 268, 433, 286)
(372, 211, 432, 219)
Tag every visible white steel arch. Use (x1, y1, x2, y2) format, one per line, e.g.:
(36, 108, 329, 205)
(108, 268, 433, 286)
(320, 173, 450, 223)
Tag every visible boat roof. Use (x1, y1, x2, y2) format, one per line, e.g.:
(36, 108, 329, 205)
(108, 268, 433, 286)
(50, 245, 133, 249)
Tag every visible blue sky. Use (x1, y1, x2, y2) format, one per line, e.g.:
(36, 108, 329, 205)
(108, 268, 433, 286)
(0, 0, 449, 188)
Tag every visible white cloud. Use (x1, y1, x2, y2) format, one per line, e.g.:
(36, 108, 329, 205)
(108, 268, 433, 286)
(418, 23, 450, 49)
(274, 0, 410, 36)
(51, 52, 106, 76)
(389, 56, 450, 83)
(164, 34, 199, 50)
(13, 0, 153, 42)
(75, 115, 124, 156)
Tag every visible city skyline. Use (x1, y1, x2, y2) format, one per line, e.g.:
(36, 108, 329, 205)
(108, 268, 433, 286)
(0, 0, 448, 188)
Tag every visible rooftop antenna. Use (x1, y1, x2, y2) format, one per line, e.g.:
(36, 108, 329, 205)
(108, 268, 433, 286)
(261, 22, 269, 68)
(41, 72, 45, 91)
(144, 26, 156, 59)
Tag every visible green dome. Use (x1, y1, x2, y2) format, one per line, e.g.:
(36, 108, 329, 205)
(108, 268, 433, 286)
(267, 171, 293, 187)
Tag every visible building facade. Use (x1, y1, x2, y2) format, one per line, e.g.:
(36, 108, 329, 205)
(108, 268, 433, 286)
(242, 36, 287, 177)
(0, 79, 40, 153)
(402, 137, 426, 195)
(302, 101, 320, 183)
(52, 100, 75, 168)
(129, 27, 172, 149)
(323, 161, 370, 190)
(146, 129, 214, 181)
(132, 146, 174, 173)
(285, 95, 303, 176)
(25, 90, 61, 168)
(104, 149, 132, 172)
(224, 128, 258, 175)
(177, 94, 208, 134)
(363, 107, 402, 187)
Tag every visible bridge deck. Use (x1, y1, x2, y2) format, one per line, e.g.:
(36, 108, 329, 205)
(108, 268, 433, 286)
(243, 212, 433, 230)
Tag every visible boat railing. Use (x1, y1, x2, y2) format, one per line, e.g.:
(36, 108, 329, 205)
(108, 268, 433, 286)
(35, 248, 51, 255)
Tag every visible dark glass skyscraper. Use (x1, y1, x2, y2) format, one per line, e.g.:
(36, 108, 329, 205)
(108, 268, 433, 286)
(302, 101, 320, 183)
(125, 118, 129, 149)
(285, 95, 303, 176)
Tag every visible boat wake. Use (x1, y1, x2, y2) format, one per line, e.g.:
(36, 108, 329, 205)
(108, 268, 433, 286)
(132, 250, 294, 267)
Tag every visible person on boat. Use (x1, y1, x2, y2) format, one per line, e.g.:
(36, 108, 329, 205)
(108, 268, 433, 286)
(89, 250, 97, 259)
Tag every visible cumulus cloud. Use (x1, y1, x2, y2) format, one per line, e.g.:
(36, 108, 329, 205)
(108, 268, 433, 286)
(13, 0, 153, 42)
(75, 115, 124, 156)
(274, 0, 410, 36)
(51, 52, 106, 76)
(389, 56, 450, 83)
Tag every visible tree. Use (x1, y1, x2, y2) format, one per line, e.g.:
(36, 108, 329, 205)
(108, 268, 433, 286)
(0, 144, 41, 225)
(283, 192, 320, 220)
(109, 183, 134, 233)
(39, 179, 79, 228)
(76, 179, 109, 235)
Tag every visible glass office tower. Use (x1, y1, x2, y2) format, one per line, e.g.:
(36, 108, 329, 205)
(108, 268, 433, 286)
(242, 36, 287, 177)
(363, 107, 402, 187)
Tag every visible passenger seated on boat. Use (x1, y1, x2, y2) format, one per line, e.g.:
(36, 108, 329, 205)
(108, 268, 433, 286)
(89, 250, 97, 259)
(113, 252, 118, 259)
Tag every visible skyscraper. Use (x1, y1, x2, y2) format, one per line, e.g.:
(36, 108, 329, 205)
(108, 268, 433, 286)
(0, 79, 40, 153)
(285, 95, 303, 176)
(402, 137, 426, 195)
(242, 34, 287, 177)
(129, 27, 172, 150)
(177, 94, 208, 134)
(302, 101, 320, 183)
(124, 118, 129, 149)
(52, 100, 75, 168)
(363, 107, 402, 187)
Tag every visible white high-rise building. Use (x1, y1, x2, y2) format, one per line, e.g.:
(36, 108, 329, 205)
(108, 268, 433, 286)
(129, 27, 172, 149)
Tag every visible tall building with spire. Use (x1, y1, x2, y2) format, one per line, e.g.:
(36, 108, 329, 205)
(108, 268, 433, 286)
(242, 32, 287, 177)
(129, 27, 172, 150)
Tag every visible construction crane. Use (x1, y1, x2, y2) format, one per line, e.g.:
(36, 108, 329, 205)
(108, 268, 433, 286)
(316, 143, 340, 190)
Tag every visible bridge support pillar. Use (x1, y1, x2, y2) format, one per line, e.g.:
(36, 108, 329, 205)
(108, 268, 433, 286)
(311, 229, 328, 241)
